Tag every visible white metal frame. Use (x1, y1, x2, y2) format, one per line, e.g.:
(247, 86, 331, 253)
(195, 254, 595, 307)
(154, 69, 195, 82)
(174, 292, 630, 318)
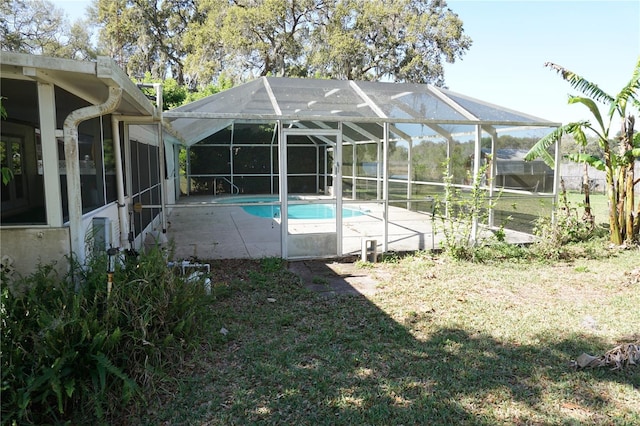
(280, 126, 342, 259)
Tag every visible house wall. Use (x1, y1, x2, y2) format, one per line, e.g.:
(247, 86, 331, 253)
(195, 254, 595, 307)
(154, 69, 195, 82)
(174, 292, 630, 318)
(0, 227, 70, 279)
(0, 204, 122, 279)
(81, 203, 121, 255)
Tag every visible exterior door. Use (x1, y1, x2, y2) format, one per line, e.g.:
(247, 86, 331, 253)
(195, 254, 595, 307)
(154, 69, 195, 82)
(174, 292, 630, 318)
(281, 128, 342, 259)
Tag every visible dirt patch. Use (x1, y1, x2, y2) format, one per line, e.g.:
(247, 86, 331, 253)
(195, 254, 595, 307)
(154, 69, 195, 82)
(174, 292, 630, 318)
(287, 260, 380, 297)
(187, 258, 382, 297)
(204, 259, 264, 284)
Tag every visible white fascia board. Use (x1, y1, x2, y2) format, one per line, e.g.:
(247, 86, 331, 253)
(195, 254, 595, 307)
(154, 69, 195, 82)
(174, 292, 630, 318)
(96, 57, 155, 116)
(1, 51, 96, 74)
(1, 52, 156, 117)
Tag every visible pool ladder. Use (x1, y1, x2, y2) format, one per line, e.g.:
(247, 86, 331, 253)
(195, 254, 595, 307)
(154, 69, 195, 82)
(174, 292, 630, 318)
(214, 177, 240, 195)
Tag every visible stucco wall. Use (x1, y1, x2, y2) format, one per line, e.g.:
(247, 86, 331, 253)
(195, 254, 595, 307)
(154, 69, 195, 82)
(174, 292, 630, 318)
(81, 203, 121, 253)
(1, 228, 71, 279)
(0, 204, 123, 280)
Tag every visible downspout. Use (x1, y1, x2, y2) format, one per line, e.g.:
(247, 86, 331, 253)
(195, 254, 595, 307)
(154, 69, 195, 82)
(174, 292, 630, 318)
(64, 86, 122, 267)
(111, 115, 129, 248)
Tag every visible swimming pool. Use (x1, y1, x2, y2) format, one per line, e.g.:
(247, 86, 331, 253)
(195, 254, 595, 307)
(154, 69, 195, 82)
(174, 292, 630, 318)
(213, 196, 366, 219)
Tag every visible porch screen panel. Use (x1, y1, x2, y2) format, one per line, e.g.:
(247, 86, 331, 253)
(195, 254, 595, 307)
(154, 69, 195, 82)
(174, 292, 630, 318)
(128, 124, 161, 239)
(388, 138, 409, 201)
(449, 125, 477, 186)
(494, 129, 555, 193)
(56, 115, 116, 220)
(189, 144, 230, 195)
(287, 140, 317, 194)
(233, 145, 273, 194)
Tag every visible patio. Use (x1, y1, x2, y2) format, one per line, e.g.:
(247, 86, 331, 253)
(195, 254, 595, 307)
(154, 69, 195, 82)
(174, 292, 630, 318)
(166, 196, 536, 260)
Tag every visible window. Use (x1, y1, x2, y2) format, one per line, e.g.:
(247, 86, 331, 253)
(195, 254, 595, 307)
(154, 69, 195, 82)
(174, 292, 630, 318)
(1, 122, 46, 225)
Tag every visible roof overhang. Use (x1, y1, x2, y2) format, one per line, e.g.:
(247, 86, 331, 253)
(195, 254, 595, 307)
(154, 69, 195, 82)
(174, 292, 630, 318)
(1, 52, 156, 117)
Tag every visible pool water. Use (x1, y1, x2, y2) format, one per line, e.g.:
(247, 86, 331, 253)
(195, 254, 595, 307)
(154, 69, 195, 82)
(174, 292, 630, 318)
(214, 196, 365, 219)
(244, 204, 365, 219)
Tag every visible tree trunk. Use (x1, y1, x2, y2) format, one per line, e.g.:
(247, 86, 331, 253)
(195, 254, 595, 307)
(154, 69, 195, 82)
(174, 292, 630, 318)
(623, 115, 636, 242)
(603, 142, 622, 245)
(634, 189, 640, 238)
(582, 162, 594, 229)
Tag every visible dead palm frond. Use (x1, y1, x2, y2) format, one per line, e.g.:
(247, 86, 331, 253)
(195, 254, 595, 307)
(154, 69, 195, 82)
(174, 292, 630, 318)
(573, 341, 640, 370)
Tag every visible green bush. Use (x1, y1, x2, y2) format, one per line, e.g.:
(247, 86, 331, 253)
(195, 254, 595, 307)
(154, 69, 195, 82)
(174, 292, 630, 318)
(1, 248, 213, 424)
(531, 186, 608, 260)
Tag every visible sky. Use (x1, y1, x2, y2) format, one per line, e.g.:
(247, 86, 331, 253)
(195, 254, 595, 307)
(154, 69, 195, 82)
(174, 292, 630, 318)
(54, 0, 640, 127)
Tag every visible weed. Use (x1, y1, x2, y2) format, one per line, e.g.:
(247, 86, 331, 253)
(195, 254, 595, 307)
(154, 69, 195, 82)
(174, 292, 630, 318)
(260, 257, 284, 273)
(532, 182, 609, 260)
(380, 251, 402, 263)
(355, 259, 375, 269)
(434, 160, 505, 261)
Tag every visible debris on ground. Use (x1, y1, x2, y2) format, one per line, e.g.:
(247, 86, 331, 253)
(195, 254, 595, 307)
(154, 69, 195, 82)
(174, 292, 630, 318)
(625, 267, 640, 286)
(572, 341, 640, 370)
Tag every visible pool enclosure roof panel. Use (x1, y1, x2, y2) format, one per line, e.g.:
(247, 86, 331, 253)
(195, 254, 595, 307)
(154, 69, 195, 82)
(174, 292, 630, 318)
(164, 77, 558, 146)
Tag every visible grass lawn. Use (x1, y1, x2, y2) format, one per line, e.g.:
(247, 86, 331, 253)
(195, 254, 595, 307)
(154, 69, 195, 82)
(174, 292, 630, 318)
(142, 247, 640, 425)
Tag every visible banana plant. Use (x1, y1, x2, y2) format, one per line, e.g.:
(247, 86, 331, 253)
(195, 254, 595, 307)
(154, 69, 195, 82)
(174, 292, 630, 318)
(525, 57, 640, 245)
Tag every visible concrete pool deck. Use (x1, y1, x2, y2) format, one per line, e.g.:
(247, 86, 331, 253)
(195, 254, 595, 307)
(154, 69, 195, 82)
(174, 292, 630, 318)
(165, 195, 536, 260)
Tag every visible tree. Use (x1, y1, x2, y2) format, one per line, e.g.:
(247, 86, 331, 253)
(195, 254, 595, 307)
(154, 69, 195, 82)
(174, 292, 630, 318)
(525, 58, 640, 245)
(184, 0, 317, 86)
(308, 0, 471, 84)
(184, 0, 471, 87)
(0, 0, 96, 59)
(90, 0, 200, 84)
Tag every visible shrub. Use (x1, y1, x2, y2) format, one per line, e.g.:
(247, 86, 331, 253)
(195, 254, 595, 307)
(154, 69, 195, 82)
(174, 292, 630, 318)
(1, 248, 213, 424)
(531, 182, 607, 260)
